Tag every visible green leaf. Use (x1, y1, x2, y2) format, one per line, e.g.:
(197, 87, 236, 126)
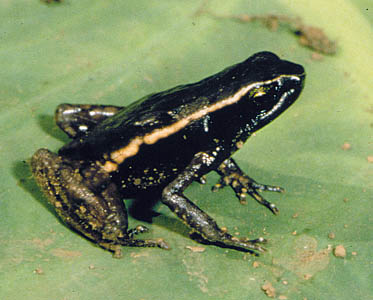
(1, 1, 372, 299)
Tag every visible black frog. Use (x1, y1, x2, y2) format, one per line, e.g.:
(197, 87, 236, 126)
(31, 52, 305, 257)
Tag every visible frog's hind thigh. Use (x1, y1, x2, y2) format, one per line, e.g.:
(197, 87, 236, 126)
(31, 148, 168, 257)
(55, 103, 124, 138)
(31, 148, 129, 244)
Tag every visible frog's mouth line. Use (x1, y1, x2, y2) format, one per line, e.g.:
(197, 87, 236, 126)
(259, 88, 296, 121)
(103, 74, 303, 172)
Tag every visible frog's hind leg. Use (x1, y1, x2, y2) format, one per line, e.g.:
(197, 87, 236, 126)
(55, 104, 124, 138)
(161, 152, 266, 254)
(31, 148, 169, 258)
(212, 158, 284, 214)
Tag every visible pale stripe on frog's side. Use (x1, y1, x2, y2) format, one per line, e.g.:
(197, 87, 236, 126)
(103, 74, 302, 173)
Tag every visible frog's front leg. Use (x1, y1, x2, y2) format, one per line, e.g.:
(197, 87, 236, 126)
(213, 158, 284, 214)
(55, 104, 124, 138)
(31, 148, 168, 258)
(162, 152, 266, 254)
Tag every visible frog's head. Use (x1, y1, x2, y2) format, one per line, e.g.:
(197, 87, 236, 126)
(215, 52, 305, 133)
(240, 52, 306, 132)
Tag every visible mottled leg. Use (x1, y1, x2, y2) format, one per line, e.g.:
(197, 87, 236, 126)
(213, 158, 283, 214)
(55, 103, 124, 138)
(31, 148, 168, 257)
(162, 152, 266, 254)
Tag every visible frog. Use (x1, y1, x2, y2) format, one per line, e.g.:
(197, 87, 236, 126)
(31, 51, 305, 257)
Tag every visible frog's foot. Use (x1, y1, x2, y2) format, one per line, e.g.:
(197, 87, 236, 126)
(121, 225, 170, 250)
(191, 231, 267, 254)
(197, 175, 207, 185)
(101, 231, 170, 258)
(31, 148, 169, 258)
(213, 158, 283, 214)
(215, 237, 266, 254)
(162, 152, 266, 254)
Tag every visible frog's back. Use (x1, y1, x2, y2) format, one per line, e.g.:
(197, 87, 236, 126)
(58, 81, 212, 160)
(58, 61, 239, 160)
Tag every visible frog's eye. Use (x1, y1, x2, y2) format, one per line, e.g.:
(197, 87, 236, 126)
(253, 89, 266, 98)
(250, 86, 267, 98)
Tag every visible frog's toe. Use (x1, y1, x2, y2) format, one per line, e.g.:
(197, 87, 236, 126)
(248, 190, 279, 215)
(197, 175, 207, 185)
(211, 176, 229, 192)
(211, 182, 224, 192)
(128, 225, 149, 237)
(155, 238, 170, 250)
(250, 181, 285, 193)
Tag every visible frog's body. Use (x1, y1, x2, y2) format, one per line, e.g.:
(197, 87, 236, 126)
(31, 52, 305, 257)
